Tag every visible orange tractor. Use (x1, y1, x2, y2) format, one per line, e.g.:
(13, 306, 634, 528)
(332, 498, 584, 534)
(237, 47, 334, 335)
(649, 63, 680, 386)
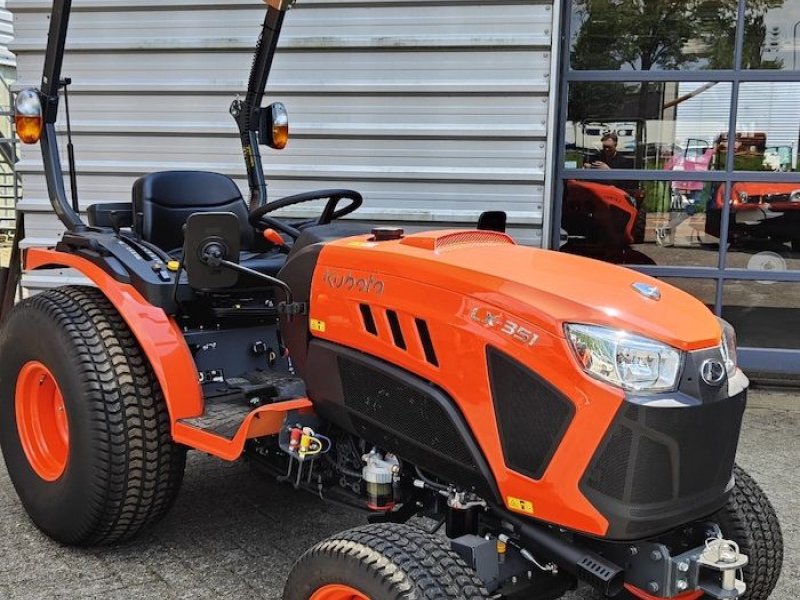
(0, 1, 782, 599)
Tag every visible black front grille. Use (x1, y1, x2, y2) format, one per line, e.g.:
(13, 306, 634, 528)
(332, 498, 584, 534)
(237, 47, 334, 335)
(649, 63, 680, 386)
(337, 356, 477, 469)
(487, 348, 575, 480)
(582, 393, 746, 538)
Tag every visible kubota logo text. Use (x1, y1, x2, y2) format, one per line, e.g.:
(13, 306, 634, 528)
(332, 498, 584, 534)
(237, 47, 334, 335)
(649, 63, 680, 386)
(323, 270, 385, 296)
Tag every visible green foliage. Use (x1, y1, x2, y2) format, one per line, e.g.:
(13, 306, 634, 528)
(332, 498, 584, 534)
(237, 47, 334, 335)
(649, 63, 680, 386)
(570, 0, 786, 71)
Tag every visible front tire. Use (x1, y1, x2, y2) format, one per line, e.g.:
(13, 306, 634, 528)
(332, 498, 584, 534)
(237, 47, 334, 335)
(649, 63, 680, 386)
(0, 286, 186, 545)
(711, 465, 783, 600)
(284, 523, 488, 600)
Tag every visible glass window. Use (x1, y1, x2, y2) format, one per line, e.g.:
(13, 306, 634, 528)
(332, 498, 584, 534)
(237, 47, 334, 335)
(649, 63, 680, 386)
(560, 179, 721, 267)
(722, 281, 800, 349)
(734, 82, 800, 170)
(569, 1, 737, 71)
(722, 179, 800, 269)
(565, 82, 732, 170)
(744, 0, 800, 70)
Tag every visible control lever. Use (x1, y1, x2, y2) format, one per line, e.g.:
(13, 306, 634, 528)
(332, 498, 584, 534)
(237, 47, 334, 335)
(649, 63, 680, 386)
(199, 240, 306, 316)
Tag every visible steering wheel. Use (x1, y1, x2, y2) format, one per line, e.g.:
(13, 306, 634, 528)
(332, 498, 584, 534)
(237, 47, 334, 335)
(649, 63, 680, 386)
(249, 189, 363, 239)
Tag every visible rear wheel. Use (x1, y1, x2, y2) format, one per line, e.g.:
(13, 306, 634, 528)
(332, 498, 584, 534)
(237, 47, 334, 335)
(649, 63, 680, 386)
(283, 523, 488, 600)
(711, 464, 783, 600)
(0, 286, 186, 545)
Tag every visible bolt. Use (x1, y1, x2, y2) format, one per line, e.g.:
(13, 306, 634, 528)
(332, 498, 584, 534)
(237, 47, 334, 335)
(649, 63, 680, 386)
(629, 546, 639, 556)
(650, 550, 663, 561)
(677, 580, 689, 591)
(678, 561, 690, 573)
(647, 582, 660, 593)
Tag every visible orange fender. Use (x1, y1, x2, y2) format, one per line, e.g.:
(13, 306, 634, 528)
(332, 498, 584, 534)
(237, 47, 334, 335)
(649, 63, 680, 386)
(24, 248, 204, 426)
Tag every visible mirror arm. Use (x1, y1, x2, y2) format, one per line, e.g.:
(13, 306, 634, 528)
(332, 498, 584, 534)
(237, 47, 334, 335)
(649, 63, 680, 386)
(233, 3, 291, 211)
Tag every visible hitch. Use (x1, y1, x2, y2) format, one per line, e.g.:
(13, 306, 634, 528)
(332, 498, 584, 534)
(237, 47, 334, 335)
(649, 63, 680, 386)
(696, 538, 748, 599)
(604, 524, 748, 600)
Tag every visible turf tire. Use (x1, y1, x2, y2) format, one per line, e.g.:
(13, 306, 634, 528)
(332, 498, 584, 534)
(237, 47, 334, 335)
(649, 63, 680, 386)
(711, 464, 783, 600)
(283, 523, 489, 600)
(0, 286, 186, 545)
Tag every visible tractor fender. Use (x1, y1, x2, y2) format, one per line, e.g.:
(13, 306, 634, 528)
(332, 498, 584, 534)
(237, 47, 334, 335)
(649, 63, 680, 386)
(23, 248, 204, 426)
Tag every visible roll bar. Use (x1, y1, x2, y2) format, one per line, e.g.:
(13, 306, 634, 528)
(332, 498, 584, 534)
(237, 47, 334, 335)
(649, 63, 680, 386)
(38, 0, 296, 231)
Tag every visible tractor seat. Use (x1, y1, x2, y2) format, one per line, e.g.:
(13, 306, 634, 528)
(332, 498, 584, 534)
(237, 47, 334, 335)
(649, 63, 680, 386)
(132, 170, 285, 277)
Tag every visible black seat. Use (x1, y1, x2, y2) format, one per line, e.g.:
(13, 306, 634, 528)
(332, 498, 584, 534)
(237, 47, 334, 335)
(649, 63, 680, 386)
(132, 171, 285, 276)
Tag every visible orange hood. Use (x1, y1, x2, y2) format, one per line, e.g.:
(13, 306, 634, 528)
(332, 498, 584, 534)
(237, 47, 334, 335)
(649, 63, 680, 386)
(322, 231, 721, 352)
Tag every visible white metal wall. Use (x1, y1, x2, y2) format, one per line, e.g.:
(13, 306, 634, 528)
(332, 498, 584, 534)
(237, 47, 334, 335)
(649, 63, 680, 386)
(0, 0, 14, 73)
(10, 0, 556, 255)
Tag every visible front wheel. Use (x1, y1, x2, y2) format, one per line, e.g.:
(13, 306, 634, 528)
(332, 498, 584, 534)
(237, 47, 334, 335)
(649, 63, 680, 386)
(0, 286, 186, 546)
(283, 523, 488, 600)
(711, 464, 783, 600)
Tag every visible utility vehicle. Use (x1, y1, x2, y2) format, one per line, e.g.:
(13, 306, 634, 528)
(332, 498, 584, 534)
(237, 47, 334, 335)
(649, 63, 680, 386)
(0, 1, 783, 599)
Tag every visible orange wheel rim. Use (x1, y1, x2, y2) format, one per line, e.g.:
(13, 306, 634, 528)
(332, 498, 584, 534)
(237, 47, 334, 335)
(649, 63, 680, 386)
(310, 584, 370, 600)
(15, 361, 70, 481)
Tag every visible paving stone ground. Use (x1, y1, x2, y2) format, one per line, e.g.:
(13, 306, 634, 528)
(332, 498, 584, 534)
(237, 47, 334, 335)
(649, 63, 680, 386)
(0, 389, 796, 600)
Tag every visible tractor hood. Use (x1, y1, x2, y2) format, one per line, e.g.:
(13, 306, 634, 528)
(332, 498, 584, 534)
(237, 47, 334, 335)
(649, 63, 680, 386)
(322, 230, 721, 352)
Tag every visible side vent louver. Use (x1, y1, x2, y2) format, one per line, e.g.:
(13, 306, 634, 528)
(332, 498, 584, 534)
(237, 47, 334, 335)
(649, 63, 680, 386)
(415, 319, 439, 367)
(386, 310, 407, 350)
(359, 304, 378, 335)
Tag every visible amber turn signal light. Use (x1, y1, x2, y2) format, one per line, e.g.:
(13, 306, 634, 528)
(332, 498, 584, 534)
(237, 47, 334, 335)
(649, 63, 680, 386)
(259, 102, 289, 150)
(15, 89, 43, 145)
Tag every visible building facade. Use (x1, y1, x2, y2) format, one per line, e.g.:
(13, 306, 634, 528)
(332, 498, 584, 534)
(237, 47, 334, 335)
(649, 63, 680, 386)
(9, 0, 800, 376)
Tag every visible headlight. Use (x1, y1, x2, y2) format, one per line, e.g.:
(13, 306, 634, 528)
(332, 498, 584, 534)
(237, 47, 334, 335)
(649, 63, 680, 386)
(565, 324, 683, 392)
(718, 318, 738, 377)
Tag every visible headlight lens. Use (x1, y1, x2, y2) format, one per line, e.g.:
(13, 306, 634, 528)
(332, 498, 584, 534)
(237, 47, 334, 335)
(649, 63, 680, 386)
(565, 324, 683, 392)
(719, 318, 738, 377)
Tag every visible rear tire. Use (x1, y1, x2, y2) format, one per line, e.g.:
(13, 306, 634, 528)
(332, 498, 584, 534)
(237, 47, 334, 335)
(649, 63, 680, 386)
(283, 523, 488, 600)
(711, 464, 783, 600)
(0, 286, 186, 545)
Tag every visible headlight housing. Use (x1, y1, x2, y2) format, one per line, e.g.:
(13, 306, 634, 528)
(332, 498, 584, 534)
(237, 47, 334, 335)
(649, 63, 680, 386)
(565, 324, 683, 392)
(719, 318, 738, 377)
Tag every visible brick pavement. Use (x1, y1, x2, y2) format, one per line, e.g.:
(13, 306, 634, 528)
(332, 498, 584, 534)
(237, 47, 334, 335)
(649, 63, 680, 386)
(0, 390, 796, 599)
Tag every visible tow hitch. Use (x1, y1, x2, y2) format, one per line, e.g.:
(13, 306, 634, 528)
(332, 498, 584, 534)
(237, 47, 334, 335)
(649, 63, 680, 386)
(601, 523, 748, 600)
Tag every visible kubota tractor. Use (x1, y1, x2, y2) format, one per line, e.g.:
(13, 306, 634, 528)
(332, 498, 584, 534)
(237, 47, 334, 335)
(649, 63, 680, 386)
(0, 1, 783, 599)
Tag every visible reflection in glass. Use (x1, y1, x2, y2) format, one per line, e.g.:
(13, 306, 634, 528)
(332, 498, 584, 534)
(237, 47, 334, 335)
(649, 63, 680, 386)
(569, 1, 737, 71)
(560, 179, 719, 267)
(566, 82, 732, 171)
(745, 0, 800, 70)
(570, 1, 796, 71)
(723, 281, 800, 349)
(717, 180, 800, 269)
(735, 82, 800, 171)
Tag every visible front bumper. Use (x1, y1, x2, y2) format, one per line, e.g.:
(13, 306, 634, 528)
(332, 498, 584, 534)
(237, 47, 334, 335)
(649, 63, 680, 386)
(580, 352, 749, 541)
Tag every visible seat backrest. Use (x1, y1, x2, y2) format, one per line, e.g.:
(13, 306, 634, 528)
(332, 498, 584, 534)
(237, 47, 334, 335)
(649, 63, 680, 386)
(132, 171, 252, 252)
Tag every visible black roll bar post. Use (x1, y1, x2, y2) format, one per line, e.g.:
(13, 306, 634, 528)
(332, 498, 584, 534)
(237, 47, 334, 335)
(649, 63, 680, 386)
(232, 0, 295, 211)
(40, 0, 85, 232)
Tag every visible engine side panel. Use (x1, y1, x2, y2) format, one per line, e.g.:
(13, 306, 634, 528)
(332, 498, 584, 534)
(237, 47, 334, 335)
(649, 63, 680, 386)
(304, 238, 622, 537)
(305, 339, 500, 501)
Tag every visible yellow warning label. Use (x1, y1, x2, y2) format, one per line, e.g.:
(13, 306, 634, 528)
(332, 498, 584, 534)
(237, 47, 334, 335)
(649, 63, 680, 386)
(507, 497, 534, 515)
(310, 319, 327, 333)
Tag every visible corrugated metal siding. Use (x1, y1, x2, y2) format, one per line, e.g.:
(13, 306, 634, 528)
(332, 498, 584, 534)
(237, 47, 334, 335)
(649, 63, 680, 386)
(10, 0, 555, 256)
(0, 0, 14, 70)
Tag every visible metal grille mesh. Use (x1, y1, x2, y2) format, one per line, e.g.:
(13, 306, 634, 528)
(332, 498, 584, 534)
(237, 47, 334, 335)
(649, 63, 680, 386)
(584, 395, 745, 505)
(488, 348, 575, 480)
(338, 356, 477, 468)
